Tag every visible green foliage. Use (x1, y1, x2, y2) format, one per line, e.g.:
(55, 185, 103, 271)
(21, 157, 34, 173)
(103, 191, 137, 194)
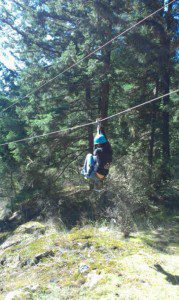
(0, 0, 178, 213)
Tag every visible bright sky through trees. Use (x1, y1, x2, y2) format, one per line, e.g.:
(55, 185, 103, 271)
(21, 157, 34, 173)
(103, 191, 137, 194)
(0, 51, 16, 70)
(0, 1, 15, 69)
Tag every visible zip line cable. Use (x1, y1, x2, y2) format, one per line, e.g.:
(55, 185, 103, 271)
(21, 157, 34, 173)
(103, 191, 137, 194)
(0, 88, 178, 147)
(1, 0, 176, 114)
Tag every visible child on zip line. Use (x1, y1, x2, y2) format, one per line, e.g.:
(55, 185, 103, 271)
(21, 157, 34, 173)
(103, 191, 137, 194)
(81, 119, 112, 190)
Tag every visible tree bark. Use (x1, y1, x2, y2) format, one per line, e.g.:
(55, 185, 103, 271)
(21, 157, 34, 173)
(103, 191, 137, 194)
(85, 79, 94, 153)
(148, 84, 158, 179)
(99, 47, 111, 130)
(161, 72, 170, 180)
(160, 3, 173, 181)
(95, 0, 112, 131)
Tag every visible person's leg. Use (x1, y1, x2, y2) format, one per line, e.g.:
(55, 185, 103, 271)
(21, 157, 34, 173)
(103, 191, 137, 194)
(81, 154, 95, 178)
(93, 155, 98, 172)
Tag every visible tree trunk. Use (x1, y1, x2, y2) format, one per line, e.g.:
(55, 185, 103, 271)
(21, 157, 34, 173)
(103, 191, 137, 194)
(95, 0, 112, 131)
(148, 85, 158, 179)
(99, 47, 111, 130)
(161, 72, 170, 180)
(160, 3, 173, 181)
(85, 79, 94, 153)
(10, 171, 17, 210)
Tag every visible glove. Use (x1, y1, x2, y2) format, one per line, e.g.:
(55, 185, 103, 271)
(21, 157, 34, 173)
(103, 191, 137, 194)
(96, 118, 102, 134)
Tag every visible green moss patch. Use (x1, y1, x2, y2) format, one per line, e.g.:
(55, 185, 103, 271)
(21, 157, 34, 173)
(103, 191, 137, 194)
(19, 233, 59, 259)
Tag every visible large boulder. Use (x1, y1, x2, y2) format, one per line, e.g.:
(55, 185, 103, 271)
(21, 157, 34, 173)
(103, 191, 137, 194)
(14, 221, 46, 235)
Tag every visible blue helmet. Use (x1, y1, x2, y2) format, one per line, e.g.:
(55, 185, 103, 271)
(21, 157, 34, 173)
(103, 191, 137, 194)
(94, 133, 107, 145)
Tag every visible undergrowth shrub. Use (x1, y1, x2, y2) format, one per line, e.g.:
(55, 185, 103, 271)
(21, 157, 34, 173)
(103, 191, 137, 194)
(103, 156, 153, 235)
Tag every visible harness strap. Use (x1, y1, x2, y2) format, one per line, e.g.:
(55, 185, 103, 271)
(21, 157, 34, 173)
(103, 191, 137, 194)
(104, 162, 111, 170)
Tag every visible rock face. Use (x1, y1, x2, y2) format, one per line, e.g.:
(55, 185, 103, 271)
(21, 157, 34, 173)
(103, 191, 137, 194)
(0, 221, 46, 249)
(0, 222, 47, 270)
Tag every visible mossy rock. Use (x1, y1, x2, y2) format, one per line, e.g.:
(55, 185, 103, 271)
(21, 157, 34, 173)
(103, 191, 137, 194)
(18, 233, 59, 262)
(14, 221, 46, 235)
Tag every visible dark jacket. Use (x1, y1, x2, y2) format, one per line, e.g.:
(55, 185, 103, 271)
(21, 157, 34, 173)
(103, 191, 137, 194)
(93, 128, 112, 176)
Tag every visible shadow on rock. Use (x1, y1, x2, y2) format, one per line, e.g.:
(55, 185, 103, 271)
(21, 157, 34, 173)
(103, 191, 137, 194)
(154, 264, 179, 285)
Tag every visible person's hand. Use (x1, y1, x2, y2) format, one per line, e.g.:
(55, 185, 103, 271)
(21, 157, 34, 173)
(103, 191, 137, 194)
(96, 118, 102, 127)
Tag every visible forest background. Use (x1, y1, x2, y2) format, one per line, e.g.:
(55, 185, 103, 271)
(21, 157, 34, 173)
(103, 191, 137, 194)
(0, 0, 178, 225)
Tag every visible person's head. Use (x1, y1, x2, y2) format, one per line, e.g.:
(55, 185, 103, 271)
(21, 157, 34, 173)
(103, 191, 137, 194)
(95, 143, 102, 149)
(94, 133, 107, 147)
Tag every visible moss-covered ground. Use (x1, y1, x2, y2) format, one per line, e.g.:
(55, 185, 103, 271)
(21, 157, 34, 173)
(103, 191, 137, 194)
(0, 218, 178, 299)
